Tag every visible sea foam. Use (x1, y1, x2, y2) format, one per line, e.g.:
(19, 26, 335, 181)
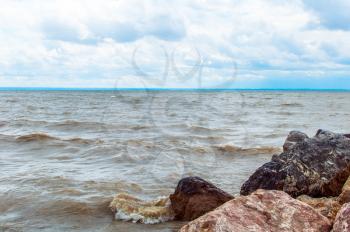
(109, 193, 175, 224)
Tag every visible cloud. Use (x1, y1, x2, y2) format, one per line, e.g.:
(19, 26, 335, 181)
(303, 0, 350, 30)
(41, 19, 96, 44)
(143, 14, 186, 41)
(90, 21, 140, 43)
(40, 2, 186, 44)
(0, 0, 349, 88)
(89, 14, 186, 43)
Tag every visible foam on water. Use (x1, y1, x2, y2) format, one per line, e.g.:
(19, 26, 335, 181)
(110, 193, 175, 224)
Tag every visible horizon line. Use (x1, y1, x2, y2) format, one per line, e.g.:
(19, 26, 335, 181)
(0, 87, 350, 92)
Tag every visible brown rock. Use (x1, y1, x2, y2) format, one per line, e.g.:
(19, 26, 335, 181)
(338, 176, 350, 205)
(332, 203, 350, 232)
(241, 130, 350, 198)
(297, 195, 341, 222)
(179, 190, 331, 232)
(169, 177, 233, 221)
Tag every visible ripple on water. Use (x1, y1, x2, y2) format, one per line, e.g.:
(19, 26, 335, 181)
(15, 132, 102, 145)
(213, 144, 282, 155)
(1, 91, 349, 231)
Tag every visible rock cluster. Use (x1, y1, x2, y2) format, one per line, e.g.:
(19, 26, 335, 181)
(110, 130, 350, 231)
(176, 130, 350, 231)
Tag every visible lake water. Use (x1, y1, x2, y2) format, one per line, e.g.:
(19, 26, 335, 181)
(1, 90, 350, 231)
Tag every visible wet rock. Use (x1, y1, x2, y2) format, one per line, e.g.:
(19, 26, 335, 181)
(241, 130, 350, 198)
(282, 130, 309, 152)
(179, 190, 331, 232)
(332, 203, 350, 232)
(297, 195, 341, 222)
(169, 176, 233, 221)
(338, 176, 350, 204)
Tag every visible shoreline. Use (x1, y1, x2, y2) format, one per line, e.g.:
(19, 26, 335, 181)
(111, 129, 350, 232)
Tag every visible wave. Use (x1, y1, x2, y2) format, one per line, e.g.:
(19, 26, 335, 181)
(16, 133, 58, 142)
(188, 125, 225, 133)
(37, 197, 111, 217)
(53, 120, 108, 129)
(214, 144, 281, 155)
(66, 137, 102, 145)
(279, 103, 303, 107)
(54, 120, 152, 131)
(15, 132, 101, 144)
(109, 193, 174, 224)
(189, 125, 213, 132)
(126, 139, 155, 148)
(129, 125, 152, 130)
(5, 98, 18, 103)
(9, 119, 49, 127)
(267, 111, 295, 116)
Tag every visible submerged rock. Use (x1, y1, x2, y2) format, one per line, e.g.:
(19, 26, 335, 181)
(169, 176, 233, 221)
(241, 130, 350, 198)
(297, 195, 341, 222)
(332, 203, 350, 232)
(180, 190, 331, 232)
(109, 193, 174, 224)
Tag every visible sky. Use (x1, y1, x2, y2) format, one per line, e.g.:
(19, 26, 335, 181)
(0, 0, 350, 89)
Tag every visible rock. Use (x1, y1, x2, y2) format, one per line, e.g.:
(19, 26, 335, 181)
(169, 176, 233, 221)
(282, 130, 309, 152)
(241, 130, 350, 198)
(179, 190, 331, 232)
(338, 176, 350, 204)
(109, 193, 174, 224)
(297, 195, 341, 222)
(332, 203, 350, 232)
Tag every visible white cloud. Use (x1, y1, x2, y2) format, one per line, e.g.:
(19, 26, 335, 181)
(0, 0, 349, 88)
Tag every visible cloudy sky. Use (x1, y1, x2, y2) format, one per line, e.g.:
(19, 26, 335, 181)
(0, 0, 350, 89)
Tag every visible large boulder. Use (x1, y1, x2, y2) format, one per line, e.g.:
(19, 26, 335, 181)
(179, 190, 331, 232)
(332, 203, 350, 232)
(241, 130, 350, 198)
(169, 176, 233, 221)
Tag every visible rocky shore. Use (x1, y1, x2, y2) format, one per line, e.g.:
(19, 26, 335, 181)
(110, 130, 350, 231)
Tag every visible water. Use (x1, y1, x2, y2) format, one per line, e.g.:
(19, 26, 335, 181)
(1, 90, 350, 231)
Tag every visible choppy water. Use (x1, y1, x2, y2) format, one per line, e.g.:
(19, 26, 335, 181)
(1, 90, 350, 231)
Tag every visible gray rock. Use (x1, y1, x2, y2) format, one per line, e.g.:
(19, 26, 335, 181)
(241, 130, 350, 198)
